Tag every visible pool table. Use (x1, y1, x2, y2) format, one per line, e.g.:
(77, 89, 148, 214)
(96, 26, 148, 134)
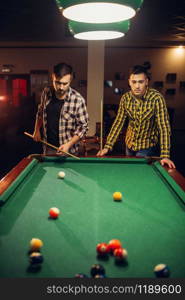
(0, 155, 185, 278)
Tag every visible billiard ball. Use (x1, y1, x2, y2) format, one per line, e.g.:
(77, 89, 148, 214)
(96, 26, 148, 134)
(29, 252, 44, 264)
(154, 264, 170, 278)
(30, 238, 43, 251)
(58, 171, 65, 179)
(75, 273, 89, 278)
(108, 239, 122, 253)
(90, 264, 105, 277)
(94, 274, 106, 278)
(96, 243, 109, 256)
(113, 248, 128, 261)
(113, 192, 122, 201)
(49, 207, 60, 219)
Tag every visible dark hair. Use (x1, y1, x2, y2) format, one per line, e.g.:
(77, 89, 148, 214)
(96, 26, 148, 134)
(53, 63, 73, 78)
(129, 65, 150, 79)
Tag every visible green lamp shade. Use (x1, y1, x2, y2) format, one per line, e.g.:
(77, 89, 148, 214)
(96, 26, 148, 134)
(57, 1, 143, 23)
(68, 20, 130, 40)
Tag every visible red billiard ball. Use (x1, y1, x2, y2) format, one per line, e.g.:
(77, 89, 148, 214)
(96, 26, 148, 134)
(108, 239, 122, 253)
(113, 248, 128, 261)
(96, 243, 109, 256)
(49, 207, 60, 219)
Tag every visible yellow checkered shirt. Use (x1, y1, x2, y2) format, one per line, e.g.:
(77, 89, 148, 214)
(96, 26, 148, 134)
(105, 88, 171, 158)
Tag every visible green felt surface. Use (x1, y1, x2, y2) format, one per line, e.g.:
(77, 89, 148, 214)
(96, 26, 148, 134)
(0, 157, 185, 278)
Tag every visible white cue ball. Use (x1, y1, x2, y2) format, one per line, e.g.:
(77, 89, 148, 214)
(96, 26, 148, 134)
(58, 171, 65, 179)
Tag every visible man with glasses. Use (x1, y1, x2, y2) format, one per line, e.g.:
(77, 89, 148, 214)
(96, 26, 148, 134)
(97, 65, 175, 168)
(33, 62, 89, 155)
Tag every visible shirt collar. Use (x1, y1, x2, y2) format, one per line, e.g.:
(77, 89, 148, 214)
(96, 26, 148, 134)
(130, 87, 149, 101)
(65, 87, 72, 102)
(49, 86, 71, 102)
(143, 87, 149, 99)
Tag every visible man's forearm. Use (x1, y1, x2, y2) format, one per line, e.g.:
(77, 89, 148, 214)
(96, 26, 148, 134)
(67, 135, 80, 148)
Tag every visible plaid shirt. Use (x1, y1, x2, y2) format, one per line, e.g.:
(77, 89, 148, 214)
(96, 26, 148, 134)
(105, 88, 171, 158)
(36, 86, 89, 154)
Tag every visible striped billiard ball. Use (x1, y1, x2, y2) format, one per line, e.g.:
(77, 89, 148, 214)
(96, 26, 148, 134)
(154, 264, 170, 277)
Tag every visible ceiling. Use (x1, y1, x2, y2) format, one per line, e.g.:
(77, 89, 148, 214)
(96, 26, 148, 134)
(0, 0, 185, 47)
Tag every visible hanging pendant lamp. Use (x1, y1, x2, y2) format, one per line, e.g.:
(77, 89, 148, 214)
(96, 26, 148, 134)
(68, 19, 130, 40)
(56, 0, 143, 23)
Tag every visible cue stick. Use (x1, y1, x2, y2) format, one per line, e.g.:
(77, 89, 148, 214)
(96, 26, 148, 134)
(24, 132, 80, 160)
(100, 97, 103, 151)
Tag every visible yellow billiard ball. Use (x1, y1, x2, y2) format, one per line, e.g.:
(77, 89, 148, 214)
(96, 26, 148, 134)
(113, 192, 122, 201)
(30, 238, 43, 251)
